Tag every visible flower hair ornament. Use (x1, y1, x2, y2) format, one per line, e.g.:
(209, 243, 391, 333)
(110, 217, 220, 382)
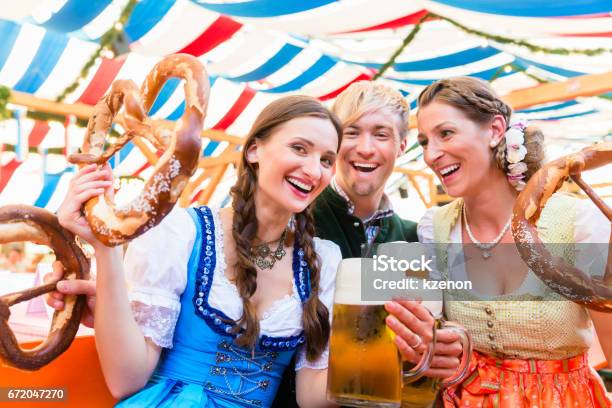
(504, 116, 528, 191)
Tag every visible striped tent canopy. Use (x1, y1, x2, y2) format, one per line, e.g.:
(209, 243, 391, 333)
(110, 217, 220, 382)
(0, 0, 610, 210)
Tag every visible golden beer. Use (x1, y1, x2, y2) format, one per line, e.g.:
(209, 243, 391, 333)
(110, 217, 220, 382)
(372, 243, 473, 408)
(401, 377, 438, 408)
(401, 320, 440, 408)
(327, 258, 435, 408)
(328, 303, 402, 407)
(401, 314, 442, 408)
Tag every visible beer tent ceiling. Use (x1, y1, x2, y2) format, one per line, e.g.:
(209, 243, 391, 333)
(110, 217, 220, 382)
(0, 0, 610, 209)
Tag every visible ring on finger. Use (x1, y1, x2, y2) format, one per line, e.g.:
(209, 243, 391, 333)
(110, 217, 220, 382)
(410, 334, 422, 349)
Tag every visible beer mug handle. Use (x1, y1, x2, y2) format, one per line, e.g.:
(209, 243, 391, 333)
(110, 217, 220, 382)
(402, 319, 436, 383)
(439, 321, 472, 388)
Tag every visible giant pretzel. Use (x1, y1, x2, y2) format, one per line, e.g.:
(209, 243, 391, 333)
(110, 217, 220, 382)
(69, 53, 210, 246)
(512, 142, 612, 312)
(0, 205, 90, 370)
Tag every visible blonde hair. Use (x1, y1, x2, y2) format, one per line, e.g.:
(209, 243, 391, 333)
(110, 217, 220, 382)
(418, 77, 545, 182)
(332, 81, 410, 139)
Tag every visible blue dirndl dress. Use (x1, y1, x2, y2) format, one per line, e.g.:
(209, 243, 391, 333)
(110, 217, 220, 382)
(117, 206, 316, 407)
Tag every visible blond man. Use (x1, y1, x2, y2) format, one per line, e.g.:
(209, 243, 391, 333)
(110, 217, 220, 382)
(313, 81, 417, 257)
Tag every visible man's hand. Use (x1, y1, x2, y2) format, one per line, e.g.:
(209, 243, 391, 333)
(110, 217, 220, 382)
(44, 261, 96, 328)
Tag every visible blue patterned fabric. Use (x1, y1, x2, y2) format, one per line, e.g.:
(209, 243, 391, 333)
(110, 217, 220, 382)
(117, 206, 308, 407)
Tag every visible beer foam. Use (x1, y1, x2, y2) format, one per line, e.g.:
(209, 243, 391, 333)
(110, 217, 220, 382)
(334, 258, 385, 305)
(334, 258, 444, 316)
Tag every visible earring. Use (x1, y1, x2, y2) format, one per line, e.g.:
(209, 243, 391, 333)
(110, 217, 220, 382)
(490, 141, 498, 148)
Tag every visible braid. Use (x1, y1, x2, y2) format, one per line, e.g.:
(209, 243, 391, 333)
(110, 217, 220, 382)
(441, 80, 512, 123)
(229, 163, 260, 347)
(294, 208, 330, 361)
(493, 136, 508, 173)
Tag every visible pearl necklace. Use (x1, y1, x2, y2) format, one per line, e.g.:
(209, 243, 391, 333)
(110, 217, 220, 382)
(462, 204, 511, 259)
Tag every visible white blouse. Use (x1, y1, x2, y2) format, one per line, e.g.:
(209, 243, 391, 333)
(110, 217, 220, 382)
(124, 207, 342, 371)
(417, 198, 610, 295)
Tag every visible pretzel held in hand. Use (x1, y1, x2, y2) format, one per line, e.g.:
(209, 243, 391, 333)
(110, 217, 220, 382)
(69, 54, 210, 246)
(512, 142, 611, 312)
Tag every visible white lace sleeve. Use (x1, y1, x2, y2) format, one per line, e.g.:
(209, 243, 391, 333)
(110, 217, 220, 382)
(573, 199, 610, 278)
(124, 208, 196, 348)
(295, 238, 341, 371)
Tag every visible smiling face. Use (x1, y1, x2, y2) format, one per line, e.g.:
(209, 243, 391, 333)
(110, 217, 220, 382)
(335, 108, 407, 197)
(246, 116, 339, 214)
(417, 101, 504, 198)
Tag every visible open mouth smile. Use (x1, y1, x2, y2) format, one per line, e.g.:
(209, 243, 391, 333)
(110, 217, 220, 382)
(351, 161, 379, 173)
(286, 176, 314, 194)
(438, 163, 461, 181)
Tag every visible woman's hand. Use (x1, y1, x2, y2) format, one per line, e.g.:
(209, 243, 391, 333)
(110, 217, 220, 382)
(44, 261, 96, 328)
(385, 300, 464, 379)
(426, 327, 464, 378)
(385, 300, 435, 362)
(56, 163, 113, 250)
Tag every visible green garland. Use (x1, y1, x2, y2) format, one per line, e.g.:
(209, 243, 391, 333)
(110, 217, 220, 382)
(599, 94, 612, 102)
(0, 85, 10, 121)
(2, 130, 123, 156)
(437, 14, 610, 56)
(25, 110, 90, 127)
(2, 144, 65, 155)
(488, 63, 548, 83)
(374, 12, 611, 79)
(0, 108, 91, 127)
(55, 0, 138, 103)
(372, 14, 428, 80)
(118, 175, 144, 182)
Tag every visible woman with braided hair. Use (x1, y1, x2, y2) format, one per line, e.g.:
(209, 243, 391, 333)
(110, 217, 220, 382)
(414, 77, 611, 407)
(54, 95, 347, 407)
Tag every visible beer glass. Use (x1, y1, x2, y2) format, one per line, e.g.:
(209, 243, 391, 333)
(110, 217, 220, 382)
(401, 308, 472, 408)
(327, 258, 436, 408)
(374, 242, 472, 408)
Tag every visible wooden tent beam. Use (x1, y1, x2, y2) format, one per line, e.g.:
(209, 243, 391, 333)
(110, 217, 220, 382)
(198, 150, 241, 168)
(10, 71, 611, 139)
(406, 174, 429, 208)
(198, 164, 229, 205)
(503, 71, 612, 110)
(8, 90, 243, 144)
(8, 90, 244, 207)
(179, 168, 212, 207)
(10, 91, 94, 118)
(131, 138, 158, 165)
(393, 167, 437, 208)
(195, 145, 241, 205)
(179, 146, 240, 207)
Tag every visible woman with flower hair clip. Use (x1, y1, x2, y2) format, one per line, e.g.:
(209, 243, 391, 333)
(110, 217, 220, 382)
(413, 77, 611, 407)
